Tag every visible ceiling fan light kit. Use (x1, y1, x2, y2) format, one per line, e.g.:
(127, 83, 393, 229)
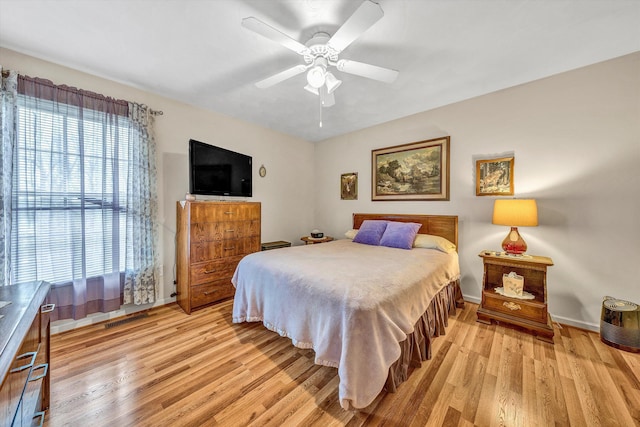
(307, 57, 328, 88)
(325, 72, 342, 94)
(242, 0, 399, 126)
(304, 84, 319, 95)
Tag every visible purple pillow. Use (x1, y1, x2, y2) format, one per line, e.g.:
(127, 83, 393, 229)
(379, 221, 422, 250)
(353, 220, 388, 246)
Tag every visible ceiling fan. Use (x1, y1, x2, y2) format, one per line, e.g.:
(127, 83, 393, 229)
(241, 0, 399, 112)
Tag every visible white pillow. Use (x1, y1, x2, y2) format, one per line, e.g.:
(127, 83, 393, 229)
(413, 234, 456, 253)
(345, 229, 358, 239)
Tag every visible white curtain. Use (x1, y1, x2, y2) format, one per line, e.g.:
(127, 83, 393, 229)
(0, 71, 158, 320)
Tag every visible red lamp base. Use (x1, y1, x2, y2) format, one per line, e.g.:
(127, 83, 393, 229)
(501, 226, 527, 255)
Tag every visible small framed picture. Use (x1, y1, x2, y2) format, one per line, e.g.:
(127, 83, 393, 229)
(476, 157, 514, 196)
(341, 172, 358, 200)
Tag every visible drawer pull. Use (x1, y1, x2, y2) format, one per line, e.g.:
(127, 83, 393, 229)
(225, 229, 235, 233)
(224, 247, 235, 251)
(224, 211, 233, 215)
(204, 269, 217, 274)
(33, 411, 45, 427)
(503, 301, 521, 311)
(11, 351, 37, 373)
(28, 363, 49, 382)
(41, 303, 56, 313)
(204, 291, 212, 296)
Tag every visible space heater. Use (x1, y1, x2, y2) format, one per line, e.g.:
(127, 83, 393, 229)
(600, 296, 640, 353)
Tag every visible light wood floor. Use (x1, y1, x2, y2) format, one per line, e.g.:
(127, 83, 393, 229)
(44, 300, 640, 427)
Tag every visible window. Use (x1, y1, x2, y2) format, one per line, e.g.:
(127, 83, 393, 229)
(1, 72, 158, 320)
(11, 96, 132, 285)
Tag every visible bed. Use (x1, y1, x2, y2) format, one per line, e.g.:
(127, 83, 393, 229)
(231, 213, 463, 410)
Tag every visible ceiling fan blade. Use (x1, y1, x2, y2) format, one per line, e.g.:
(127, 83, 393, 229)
(328, 1, 384, 53)
(242, 17, 310, 55)
(336, 59, 399, 83)
(255, 64, 308, 88)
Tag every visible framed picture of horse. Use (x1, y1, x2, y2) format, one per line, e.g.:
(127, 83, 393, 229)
(341, 172, 358, 200)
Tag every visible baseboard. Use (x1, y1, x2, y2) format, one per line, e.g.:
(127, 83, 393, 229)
(461, 293, 599, 333)
(463, 295, 481, 305)
(549, 315, 599, 333)
(51, 297, 175, 335)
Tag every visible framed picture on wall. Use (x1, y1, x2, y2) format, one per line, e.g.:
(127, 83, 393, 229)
(371, 136, 450, 201)
(341, 172, 358, 200)
(476, 156, 514, 196)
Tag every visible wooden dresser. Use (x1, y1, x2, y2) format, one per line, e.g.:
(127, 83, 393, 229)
(176, 201, 261, 314)
(0, 281, 53, 426)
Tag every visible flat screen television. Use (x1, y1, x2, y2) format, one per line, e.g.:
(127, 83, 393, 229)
(189, 139, 252, 197)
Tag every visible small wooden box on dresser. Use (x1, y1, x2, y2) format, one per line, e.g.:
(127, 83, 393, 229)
(476, 251, 555, 343)
(176, 201, 261, 314)
(0, 281, 53, 426)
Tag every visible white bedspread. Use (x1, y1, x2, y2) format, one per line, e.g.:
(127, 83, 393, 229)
(231, 239, 460, 410)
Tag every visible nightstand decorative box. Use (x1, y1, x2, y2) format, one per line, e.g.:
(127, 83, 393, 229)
(477, 251, 555, 343)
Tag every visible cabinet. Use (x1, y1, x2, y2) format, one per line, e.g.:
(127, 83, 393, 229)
(476, 252, 554, 343)
(0, 281, 52, 426)
(176, 201, 261, 314)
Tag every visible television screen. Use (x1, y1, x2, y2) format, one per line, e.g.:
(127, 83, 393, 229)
(189, 139, 252, 197)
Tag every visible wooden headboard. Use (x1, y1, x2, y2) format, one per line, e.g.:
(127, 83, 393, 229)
(353, 213, 458, 250)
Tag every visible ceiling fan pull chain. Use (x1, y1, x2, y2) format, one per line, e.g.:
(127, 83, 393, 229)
(318, 96, 323, 128)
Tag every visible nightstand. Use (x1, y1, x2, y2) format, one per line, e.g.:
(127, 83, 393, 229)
(476, 251, 554, 343)
(301, 236, 334, 245)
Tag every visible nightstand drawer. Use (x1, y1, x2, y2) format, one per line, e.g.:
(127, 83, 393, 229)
(483, 291, 548, 324)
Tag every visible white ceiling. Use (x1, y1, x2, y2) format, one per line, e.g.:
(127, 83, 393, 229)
(1, 0, 639, 142)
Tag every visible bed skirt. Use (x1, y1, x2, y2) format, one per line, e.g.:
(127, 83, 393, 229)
(384, 279, 464, 392)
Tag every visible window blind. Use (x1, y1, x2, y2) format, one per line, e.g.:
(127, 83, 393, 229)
(11, 95, 130, 285)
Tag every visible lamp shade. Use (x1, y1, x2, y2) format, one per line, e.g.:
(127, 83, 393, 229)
(306, 65, 326, 88)
(304, 84, 319, 95)
(325, 72, 342, 94)
(492, 199, 538, 227)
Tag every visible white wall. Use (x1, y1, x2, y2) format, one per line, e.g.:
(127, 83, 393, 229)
(1, 48, 316, 330)
(313, 52, 640, 330)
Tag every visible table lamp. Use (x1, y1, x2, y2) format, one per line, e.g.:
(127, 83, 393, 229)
(492, 199, 538, 255)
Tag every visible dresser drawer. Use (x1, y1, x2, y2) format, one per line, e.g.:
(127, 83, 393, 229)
(190, 220, 260, 242)
(190, 203, 260, 222)
(482, 291, 547, 324)
(191, 280, 235, 308)
(191, 236, 260, 263)
(190, 256, 242, 286)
